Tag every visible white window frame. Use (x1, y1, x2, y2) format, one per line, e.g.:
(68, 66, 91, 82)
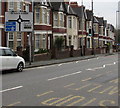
(17, 32, 22, 47)
(8, 32, 14, 49)
(68, 16, 72, 28)
(59, 12, 64, 27)
(17, 2, 22, 11)
(47, 10, 50, 24)
(42, 34, 46, 49)
(35, 7, 40, 23)
(73, 17, 76, 29)
(42, 8, 47, 24)
(25, 4, 29, 12)
(35, 34, 40, 50)
(54, 13, 58, 27)
(8, 1, 14, 11)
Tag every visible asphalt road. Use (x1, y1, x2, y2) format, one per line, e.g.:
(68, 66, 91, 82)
(1, 54, 119, 107)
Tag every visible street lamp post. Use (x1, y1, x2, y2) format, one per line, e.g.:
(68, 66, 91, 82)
(91, 0, 95, 55)
(116, 10, 119, 51)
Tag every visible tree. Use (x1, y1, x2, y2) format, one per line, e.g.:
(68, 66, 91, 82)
(54, 37, 64, 50)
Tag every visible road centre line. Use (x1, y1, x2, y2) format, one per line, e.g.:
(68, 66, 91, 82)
(86, 65, 105, 71)
(48, 71, 82, 81)
(86, 61, 117, 71)
(0, 86, 23, 93)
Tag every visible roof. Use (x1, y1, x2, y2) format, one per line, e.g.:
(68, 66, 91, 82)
(51, 2, 66, 13)
(34, 0, 52, 8)
(107, 24, 115, 32)
(96, 17, 104, 26)
(65, 3, 77, 16)
(72, 5, 86, 19)
(86, 9, 92, 21)
(94, 16, 99, 23)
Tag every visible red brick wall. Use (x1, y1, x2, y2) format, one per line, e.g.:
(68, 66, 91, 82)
(34, 25, 52, 30)
(53, 28, 66, 33)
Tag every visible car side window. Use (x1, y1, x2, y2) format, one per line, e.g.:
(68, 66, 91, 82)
(4, 49, 14, 56)
(0, 49, 6, 56)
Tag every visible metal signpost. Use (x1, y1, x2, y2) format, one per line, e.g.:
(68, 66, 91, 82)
(5, 11, 33, 65)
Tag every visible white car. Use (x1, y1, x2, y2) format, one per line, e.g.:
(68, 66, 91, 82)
(0, 47, 25, 72)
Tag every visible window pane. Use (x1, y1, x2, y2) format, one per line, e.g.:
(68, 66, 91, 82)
(17, 2, 22, 11)
(42, 35, 46, 49)
(5, 49, 14, 56)
(17, 33, 21, 39)
(68, 17, 72, 28)
(35, 35, 40, 49)
(9, 41, 13, 49)
(0, 49, 5, 56)
(9, 2, 14, 11)
(47, 10, 50, 24)
(17, 41, 21, 47)
(54, 13, 58, 26)
(35, 8, 40, 23)
(42, 8, 47, 24)
(9, 32, 14, 40)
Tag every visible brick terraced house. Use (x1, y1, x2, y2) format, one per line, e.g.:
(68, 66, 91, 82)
(0, 0, 115, 61)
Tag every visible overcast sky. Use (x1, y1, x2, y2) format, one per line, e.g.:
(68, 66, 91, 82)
(70, 0, 119, 27)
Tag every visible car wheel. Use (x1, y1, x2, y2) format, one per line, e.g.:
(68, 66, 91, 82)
(17, 62, 24, 72)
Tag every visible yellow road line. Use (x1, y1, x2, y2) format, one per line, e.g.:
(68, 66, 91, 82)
(75, 84, 91, 91)
(56, 96, 85, 106)
(99, 86, 114, 94)
(81, 77, 92, 82)
(64, 83, 75, 88)
(49, 95, 73, 106)
(88, 85, 102, 92)
(7, 101, 21, 106)
(66, 96, 85, 106)
(109, 78, 118, 83)
(81, 98, 96, 106)
(37, 91, 54, 97)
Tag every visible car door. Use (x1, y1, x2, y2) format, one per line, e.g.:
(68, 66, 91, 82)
(4, 49, 18, 69)
(0, 49, 6, 70)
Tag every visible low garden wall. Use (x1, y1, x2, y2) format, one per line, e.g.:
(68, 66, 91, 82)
(34, 53, 51, 62)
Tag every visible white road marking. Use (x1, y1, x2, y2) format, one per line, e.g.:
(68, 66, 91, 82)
(76, 61, 79, 63)
(0, 86, 23, 93)
(86, 61, 117, 71)
(58, 64, 62, 66)
(48, 71, 82, 81)
(86, 65, 105, 71)
(25, 66, 45, 70)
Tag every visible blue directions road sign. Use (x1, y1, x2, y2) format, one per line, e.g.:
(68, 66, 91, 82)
(5, 22, 16, 32)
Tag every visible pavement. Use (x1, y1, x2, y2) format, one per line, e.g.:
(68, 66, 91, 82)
(25, 53, 117, 68)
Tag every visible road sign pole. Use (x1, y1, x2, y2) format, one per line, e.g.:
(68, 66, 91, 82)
(28, 33, 32, 65)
